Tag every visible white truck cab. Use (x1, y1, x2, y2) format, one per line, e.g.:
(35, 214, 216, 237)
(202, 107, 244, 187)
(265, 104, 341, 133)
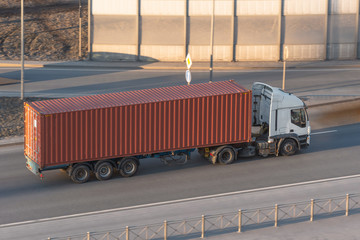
(252, 82, 311, 156)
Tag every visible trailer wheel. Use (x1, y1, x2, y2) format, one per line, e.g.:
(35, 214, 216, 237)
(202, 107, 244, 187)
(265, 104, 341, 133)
(95, 161, 114, 181)
(119, 158, 139, 177)
(280, 139, 298, 156)
(218, 148, 235, 165)
(71, 164, 91, 184)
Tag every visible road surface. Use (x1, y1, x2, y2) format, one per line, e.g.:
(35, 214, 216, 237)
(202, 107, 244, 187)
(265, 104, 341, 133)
(1, 122, 359, 226)
(1, 67, 360, 239)
(1, 67, 360, 98)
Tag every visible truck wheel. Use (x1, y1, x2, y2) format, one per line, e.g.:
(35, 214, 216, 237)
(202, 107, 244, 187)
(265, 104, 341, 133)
(95, 161, 114, 181)
(119, 158, 139, 177)
(71, 164, 91, 184)
(218, 148, 235, 165)
(280, 139, 298, 156)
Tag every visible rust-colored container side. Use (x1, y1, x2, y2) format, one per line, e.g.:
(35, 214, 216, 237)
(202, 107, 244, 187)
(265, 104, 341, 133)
(24, 81, 252, 168)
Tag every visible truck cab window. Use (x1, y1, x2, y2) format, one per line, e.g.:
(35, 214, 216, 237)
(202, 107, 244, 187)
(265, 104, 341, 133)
(291, 108, 306, 128)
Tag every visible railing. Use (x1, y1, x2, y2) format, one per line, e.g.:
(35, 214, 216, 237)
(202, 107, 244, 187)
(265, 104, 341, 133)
(49, 193, 360, 240)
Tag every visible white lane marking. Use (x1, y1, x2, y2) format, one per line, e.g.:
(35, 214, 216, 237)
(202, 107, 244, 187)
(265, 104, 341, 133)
(1, 173, 360, 228)
(311, 130, 338, 135)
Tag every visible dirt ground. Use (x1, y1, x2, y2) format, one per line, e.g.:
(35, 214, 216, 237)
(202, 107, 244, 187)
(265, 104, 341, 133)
(0, 1, 85, 139)
(0, 0, 88, 61)
(0, 97, 57, 139)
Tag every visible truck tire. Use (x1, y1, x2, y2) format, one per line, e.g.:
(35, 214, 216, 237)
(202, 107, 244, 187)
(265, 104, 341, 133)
(280, 139, 298, 156)
(119, 158, 139, 177)
(218, 148, 235, 165)
(71, 164, 91, 184)
(95, 161, 114, 181)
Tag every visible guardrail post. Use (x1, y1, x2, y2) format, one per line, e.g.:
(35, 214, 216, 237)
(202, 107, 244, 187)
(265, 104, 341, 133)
(87, 232, 90, 240)
(126, 226, 129, 240)
(238, 209, 242, 233)
(164, 220, 167, 240)
(274, 204, 278, 227)
(346, 194, 350, 216)
(310, 199, 314, 222)
(201, 215, 205, 238)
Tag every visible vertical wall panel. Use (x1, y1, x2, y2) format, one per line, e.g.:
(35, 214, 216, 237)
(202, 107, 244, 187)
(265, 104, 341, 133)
(236, 15, 279, 60)
(236, 45, 279, 61)
(330, 0, 357, 14)
(141, 0, 184, 15)
(329, 43, 356, 59)
(284, 0, 326, 15)
(328, 13, 357, 59)
(93, 0, 136, 15)
(189, 45, 232, 60)
(284, 44, 325, 60)
(189, 0, 233, 16)
(237, 0, 279, 15)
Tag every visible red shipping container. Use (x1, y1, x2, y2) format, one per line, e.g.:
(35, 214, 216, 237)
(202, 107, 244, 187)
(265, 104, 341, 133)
(24, 80, 252, 168)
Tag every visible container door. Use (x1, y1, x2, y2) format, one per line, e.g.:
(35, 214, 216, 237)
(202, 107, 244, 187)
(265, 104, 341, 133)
(24, 105, 41, 165)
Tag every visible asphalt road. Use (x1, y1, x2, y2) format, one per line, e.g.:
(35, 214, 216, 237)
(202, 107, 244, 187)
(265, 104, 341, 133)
(1, 122, 360, 226)
(2, 174, 360, 239)
(1, 67, 360, 97)
(1, 67, 360, 237)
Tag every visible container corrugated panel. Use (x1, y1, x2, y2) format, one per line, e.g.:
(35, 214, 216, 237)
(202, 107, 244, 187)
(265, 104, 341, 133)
(24, 80, 252, 168)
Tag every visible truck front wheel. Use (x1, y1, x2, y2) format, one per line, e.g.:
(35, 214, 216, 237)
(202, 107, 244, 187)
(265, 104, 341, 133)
(119, 158, 139, 177)
(71, 164, 91, 184)
(218, 148, 235, 165)
(95, 161, 114, 181)
(280, 139, 298, 156)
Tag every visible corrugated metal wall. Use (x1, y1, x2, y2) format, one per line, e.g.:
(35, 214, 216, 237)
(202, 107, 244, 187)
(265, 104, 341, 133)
(90, 0, 360, 61)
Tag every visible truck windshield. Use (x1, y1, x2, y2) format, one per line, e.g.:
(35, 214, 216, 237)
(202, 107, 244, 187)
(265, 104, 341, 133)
(291, 108, 307, 128)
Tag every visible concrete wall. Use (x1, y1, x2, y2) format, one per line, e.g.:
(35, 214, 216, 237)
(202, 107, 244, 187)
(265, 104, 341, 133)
(90, 0, 360, 61)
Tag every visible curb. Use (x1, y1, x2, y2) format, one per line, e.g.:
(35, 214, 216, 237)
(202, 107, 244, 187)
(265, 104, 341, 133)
(0, 136, 24, 147)
(0, 63, 44, 68)
(1, 62, 360, 70)
(0, 142, 23, 147)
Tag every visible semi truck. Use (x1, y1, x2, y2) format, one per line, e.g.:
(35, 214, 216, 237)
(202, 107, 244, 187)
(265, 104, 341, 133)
(24, 80, 310, 183)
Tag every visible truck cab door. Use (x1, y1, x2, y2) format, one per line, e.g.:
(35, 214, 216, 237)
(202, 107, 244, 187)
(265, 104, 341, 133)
(289, 108, 309, 136)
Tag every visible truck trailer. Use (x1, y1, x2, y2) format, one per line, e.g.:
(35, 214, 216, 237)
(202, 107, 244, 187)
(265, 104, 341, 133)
(24, 80, 310, 183)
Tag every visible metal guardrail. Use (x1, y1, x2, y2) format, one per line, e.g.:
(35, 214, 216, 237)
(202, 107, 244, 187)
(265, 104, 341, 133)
(49, 193, 360, 240)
